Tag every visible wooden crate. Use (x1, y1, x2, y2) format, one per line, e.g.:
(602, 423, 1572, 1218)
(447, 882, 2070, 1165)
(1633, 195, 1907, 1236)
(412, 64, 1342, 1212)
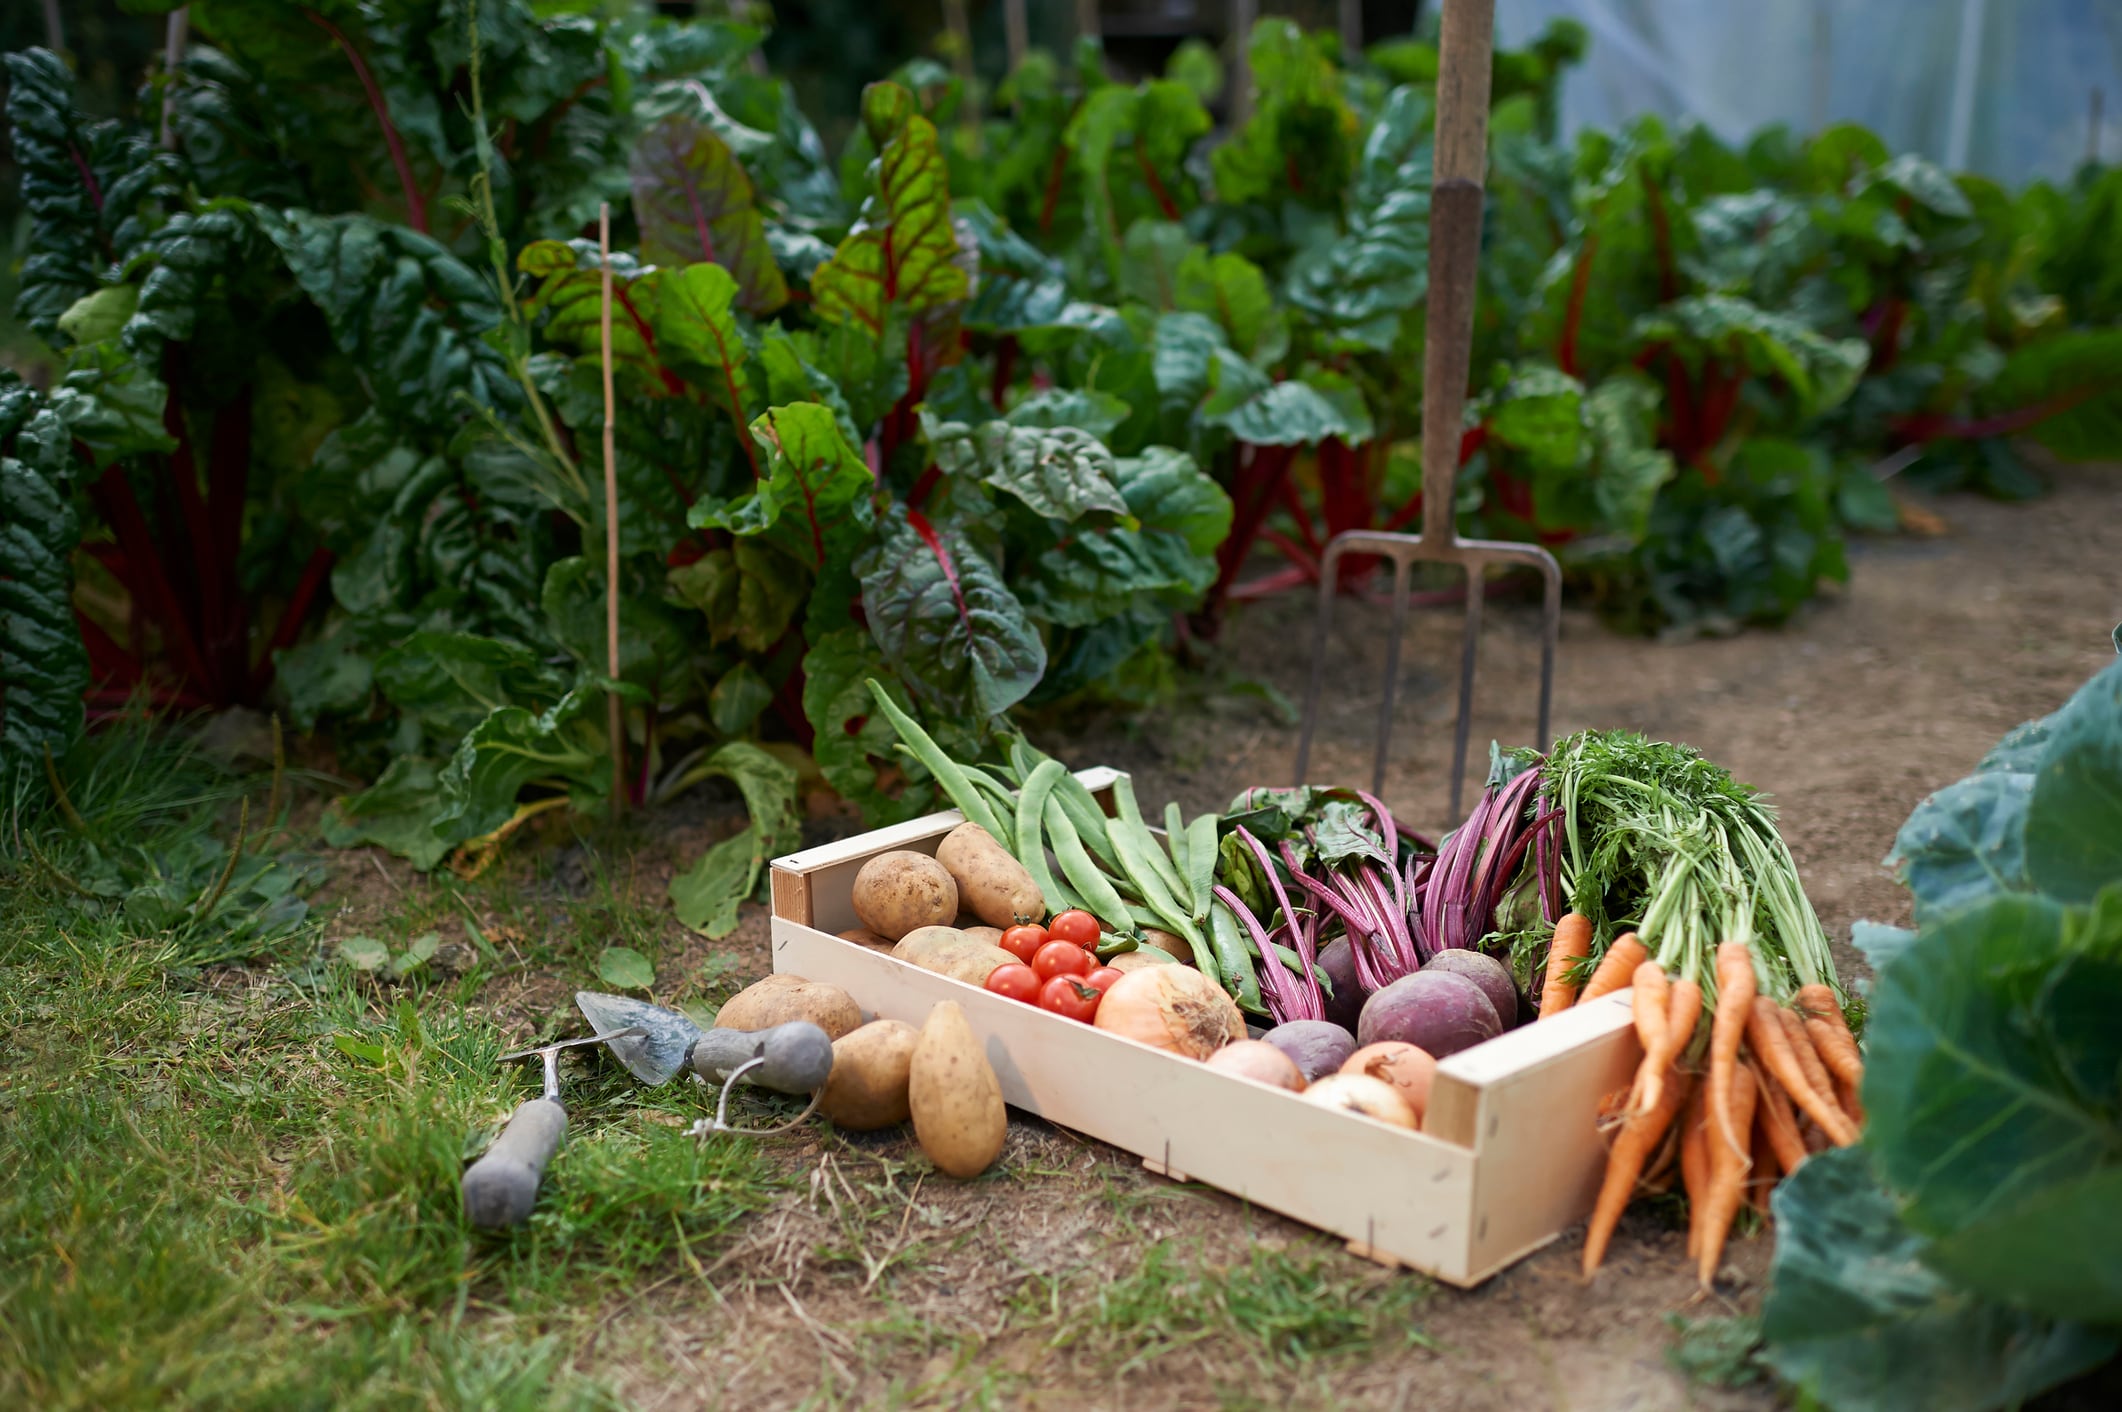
(768, 768, 1642, 1287)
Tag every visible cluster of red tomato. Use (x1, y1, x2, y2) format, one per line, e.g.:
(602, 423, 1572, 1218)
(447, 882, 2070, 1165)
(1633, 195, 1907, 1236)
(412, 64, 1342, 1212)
(982, 909, 1122, 1022)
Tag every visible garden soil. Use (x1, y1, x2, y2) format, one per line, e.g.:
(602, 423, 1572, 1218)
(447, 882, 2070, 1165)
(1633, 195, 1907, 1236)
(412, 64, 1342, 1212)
(317, 458, 2121, 1411)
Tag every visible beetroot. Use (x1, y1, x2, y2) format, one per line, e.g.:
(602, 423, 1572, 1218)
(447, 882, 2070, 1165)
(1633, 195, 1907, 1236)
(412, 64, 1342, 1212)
(1357, 972, 1501, 1058)
(1423, 949, 1520, 1028)
(1260, 1019, 1358, 1082)
(1315, 936, 1364, 1032)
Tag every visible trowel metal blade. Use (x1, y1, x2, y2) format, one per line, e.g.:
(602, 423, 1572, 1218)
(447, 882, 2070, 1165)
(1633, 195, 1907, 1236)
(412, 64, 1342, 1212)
(573, 991, 701, 1086)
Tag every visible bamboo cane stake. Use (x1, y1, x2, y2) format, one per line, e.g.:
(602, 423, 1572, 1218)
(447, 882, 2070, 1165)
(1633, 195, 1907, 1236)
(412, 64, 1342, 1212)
(599, 202, 625, 817)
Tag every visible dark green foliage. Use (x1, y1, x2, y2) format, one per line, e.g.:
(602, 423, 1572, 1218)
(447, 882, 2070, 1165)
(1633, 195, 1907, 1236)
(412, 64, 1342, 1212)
(1764, 658, 2122, 1410)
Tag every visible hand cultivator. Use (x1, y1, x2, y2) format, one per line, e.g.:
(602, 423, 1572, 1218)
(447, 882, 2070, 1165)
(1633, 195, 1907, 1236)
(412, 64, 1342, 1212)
(1295, 0, 1562, 818)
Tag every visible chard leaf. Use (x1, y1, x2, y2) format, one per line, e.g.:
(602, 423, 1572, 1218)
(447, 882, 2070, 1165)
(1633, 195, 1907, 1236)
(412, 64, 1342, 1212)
(689, 403, 874, 567)
(668, 742, 799, 937)
(923, 413, 1129, 522)
(0, 375, 90, 771)
(856, 506, 1045, 718)
(652, 262, 760, 430)
(957, 200, 1068, 331)
(596, 945, 656, 991)
(812, 96, 967, 338)
(1761, 1146, 2116, 1412)
(1630, 294, 1869, 417)
(323, 757, 454, 872)
(1175, 247, 1286, 365)
(518, 240, 669, 391)
(630, 111, 788, 315)
(264, 211, 512, 429)
(431, 689, 605, 846)
(802, 626, 944, 825)
(539, 558, 697, 701)
(1014, 446, 1231, 627)
(1285, 86, 1432, 349)
(1119, 220, 1196, 309)
(1201, 361, 1373, 447)
(1977, 329, 2122, 463)
(668, 539, 809, 655)
(1005, 389, 1133, 443)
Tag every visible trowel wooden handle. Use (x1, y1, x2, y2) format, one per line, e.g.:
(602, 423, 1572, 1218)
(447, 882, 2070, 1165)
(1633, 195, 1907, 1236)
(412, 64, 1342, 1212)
(461, 1097, 566, 1228)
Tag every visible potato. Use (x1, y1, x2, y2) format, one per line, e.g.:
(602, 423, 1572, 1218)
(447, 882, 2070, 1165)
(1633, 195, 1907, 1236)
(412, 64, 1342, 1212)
(817, 1019, 919, 1130)
(836, 927, 894, 953)
(714, 974, 863, 1040)
(892, 926, 1018, 986)
(960, 925, 1005, 949)
(851, 851, 958, 941)
(908, 1001, 1006, 1178)
(935, 823, 1045, 927)
(1109, 947, 1178, 972)
(1139, 928, 1196, 965)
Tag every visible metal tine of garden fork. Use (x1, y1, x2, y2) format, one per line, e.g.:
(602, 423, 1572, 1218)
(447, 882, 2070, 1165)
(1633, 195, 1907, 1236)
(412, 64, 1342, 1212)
(1292, 0, 1563, 822)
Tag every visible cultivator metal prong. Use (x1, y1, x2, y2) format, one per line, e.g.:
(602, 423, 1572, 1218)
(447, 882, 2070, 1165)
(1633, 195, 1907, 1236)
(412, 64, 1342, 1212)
(1292, 0, 1563, 822)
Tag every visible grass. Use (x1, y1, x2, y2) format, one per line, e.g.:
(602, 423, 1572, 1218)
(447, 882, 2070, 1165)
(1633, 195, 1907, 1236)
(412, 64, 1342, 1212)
(2, 717, 1442, 1409)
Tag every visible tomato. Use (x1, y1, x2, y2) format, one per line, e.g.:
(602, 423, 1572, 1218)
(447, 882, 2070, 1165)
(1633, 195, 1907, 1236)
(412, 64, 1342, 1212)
(1038, 974, 1102, 1022)
(1083, 966, 1124, 997)
(1048, 909, 1101, 949)
(984, 962, 1042, 1004)
(999, 924, 1049, 966)
(1031, 939, 1094, 982)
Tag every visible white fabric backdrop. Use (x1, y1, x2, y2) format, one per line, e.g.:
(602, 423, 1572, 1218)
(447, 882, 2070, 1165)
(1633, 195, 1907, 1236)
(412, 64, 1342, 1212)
(1493, 0, 2122, 182)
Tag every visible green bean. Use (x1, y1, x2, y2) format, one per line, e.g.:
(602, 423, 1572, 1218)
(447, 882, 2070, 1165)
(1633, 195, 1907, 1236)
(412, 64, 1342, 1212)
(1007, 736, 1048, 787)
(864, 682, 1007, 841)
(1106, 814, 1218, 981)
(1185, 815, 1219, 927)
(1052, 773, 1123, 872)
(1013, 760, 1083, 917)
(1112, 776, 1189, 904)
(1164, 803, 1190, 882)
(1094, 934, 1140, 960)
(1044, 798, 1136, 937)
(1209, 900, 1264, 1013)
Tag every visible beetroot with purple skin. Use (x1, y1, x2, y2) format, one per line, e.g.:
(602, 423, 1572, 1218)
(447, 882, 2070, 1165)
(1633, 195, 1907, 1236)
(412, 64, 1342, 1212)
(1316, 936, 1364, 1032)
(1357, 971, 1501, 1058)
(1422, 949, 1520, 1028)
(1261, 1019, 1358, 1082)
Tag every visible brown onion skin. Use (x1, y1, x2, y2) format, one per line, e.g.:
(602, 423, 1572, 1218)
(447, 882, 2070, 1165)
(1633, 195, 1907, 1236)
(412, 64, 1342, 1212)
(1339, 1041, 1437, 1121)
(1300, 1073, 1419, 1129)
(1092, 966, 1246, 1060)
(1204, 1039, 1307, 1092)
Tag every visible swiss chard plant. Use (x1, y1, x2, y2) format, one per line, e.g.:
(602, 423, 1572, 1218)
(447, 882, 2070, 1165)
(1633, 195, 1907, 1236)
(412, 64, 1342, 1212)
(1760, 653, 2122, 1411)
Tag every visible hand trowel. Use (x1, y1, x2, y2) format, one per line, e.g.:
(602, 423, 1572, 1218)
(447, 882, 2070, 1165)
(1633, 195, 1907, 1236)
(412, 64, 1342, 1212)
(574, 990, 835, 1106)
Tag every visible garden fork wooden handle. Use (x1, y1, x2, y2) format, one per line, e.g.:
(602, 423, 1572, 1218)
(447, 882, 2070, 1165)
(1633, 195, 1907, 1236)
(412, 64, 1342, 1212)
(1419, 0, 1497, 546)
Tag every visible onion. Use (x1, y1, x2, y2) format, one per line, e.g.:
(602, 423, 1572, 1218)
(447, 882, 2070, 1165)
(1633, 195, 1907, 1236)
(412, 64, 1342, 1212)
(1204, 1039, 1306, 1091)
(1339, 1042, 1437, 1121)
(1301, 1073, 1419, 1129)
(1093, 965, 1246, 1059)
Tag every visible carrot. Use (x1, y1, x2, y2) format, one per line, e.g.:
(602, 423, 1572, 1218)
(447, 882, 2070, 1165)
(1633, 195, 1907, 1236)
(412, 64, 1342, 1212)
(1836, 1076, 1866, 1128)
(1539, 912, 1595, 1017)
(1709, 942, 1757, 1163)
(1628, 961, 1670, 1110)
(1748, 997, 1858, 1146)
(1696, 1063, 1758, 1287)
(1580, 932, 1649, 1003)
(1801, 1116, 1830, 1154)
(1796, 982, 1865, 1094)
(1747, 1110, 1780, 1215)
(1778, 1006, 1842, 1128)
(1679, 1082, 1709, 1260)
(1639, 976, 1701, 1115)
(1751, 1059, 1810, 1174)
(1582, 1063, 1692, 1278)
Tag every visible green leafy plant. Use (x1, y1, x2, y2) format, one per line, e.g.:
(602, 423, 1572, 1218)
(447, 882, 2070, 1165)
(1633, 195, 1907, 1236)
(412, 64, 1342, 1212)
(1761, 657, 2122, 1410)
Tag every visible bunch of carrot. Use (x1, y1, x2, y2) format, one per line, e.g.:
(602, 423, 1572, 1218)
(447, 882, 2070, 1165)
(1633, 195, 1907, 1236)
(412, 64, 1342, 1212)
(1542, 915, 1866, 1283)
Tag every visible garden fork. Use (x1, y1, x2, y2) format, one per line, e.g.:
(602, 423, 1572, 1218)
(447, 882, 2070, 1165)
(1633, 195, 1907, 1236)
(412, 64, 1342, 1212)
(1294, 0, 1562, 821)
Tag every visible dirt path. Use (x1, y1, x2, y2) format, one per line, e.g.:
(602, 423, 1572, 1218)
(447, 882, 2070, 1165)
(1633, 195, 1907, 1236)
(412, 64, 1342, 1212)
(328, 462, 2119, 1410)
